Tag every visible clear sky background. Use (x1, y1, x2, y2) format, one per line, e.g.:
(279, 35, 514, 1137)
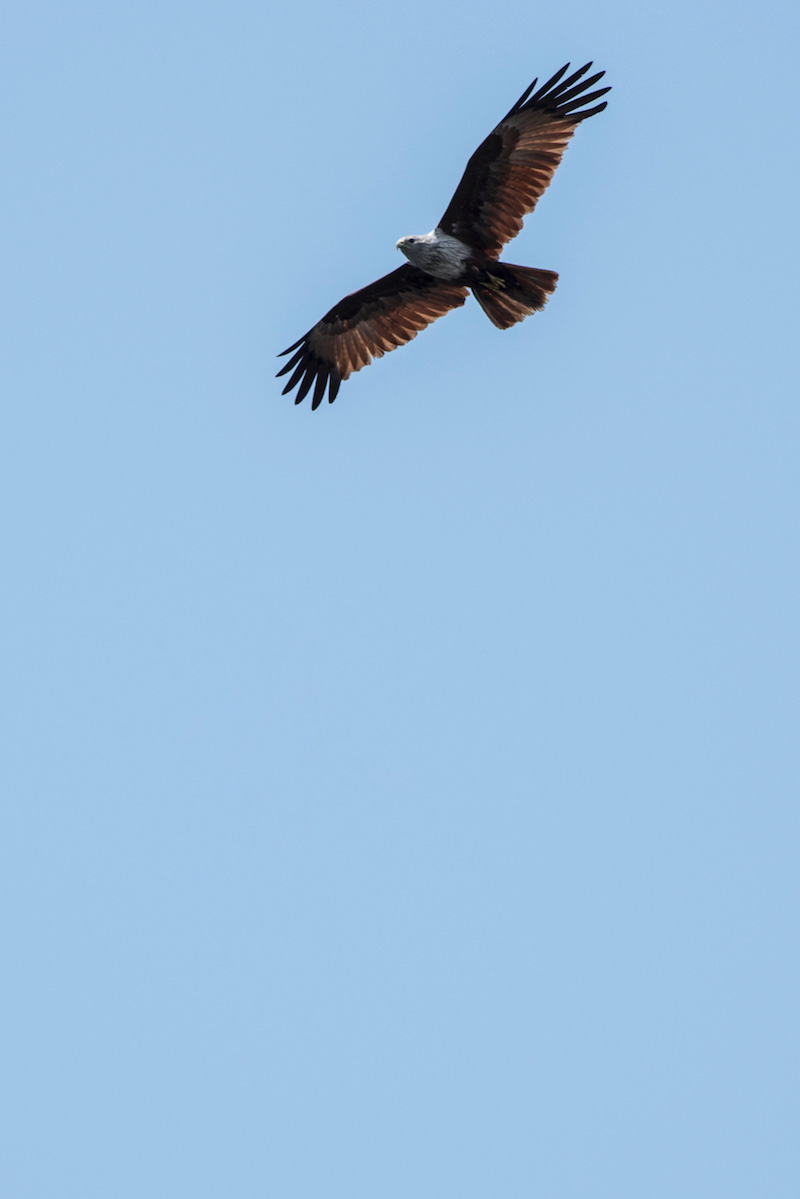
(3, 1, 799, 1196)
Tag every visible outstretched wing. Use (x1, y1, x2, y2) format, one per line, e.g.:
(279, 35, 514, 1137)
(277, 265, 468, 408)
(439, 62, 610, 258)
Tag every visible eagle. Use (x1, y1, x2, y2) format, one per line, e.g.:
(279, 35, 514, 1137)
(278, 62, 610, 409)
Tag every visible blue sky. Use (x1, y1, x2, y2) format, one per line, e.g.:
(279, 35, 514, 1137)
(3, 1, 799, 1195)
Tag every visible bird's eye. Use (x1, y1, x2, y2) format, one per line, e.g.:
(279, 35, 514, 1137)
(407, 238, 415, 243)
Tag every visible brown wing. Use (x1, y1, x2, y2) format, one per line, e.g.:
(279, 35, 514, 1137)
(439, 62, 610, 258)
(277, 264, 468, 408)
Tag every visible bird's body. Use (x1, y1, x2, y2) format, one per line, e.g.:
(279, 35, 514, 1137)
(278, 62, 610, 409)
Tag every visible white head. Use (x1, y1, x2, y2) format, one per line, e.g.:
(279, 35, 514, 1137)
(396, 235, 425, 264)
(394, 229, 468, 280)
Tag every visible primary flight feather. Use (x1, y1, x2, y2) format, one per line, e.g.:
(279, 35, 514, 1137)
(278, 62, 610, 409)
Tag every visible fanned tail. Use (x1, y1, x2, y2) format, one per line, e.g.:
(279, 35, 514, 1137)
(472, 264, 558, 329)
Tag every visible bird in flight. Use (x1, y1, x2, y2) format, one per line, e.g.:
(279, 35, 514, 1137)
(278, 62, 610, 409)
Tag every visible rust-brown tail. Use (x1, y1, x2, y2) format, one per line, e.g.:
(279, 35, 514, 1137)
(472, 264, 559, 330)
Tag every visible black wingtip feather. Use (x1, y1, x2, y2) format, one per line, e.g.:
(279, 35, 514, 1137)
(513, 60, 609, 122)
(276, 345, 306, 377)
(560, 86, 612, 116)
(506, 77, 538, 118)
(281, 359, 307, 395)
(278, 336, 347, 408)
(294, 367, 316, 405)
(542, 61, 594, 104)
(531, 62, 571, 102)
(311, 370, 328, 411)
(578, 100, 608, 120)
(278, 335, 307, 356)
(554, 70, 606, 107)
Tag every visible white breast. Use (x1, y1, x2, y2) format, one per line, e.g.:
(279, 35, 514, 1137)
(401, 229, 472, 280)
